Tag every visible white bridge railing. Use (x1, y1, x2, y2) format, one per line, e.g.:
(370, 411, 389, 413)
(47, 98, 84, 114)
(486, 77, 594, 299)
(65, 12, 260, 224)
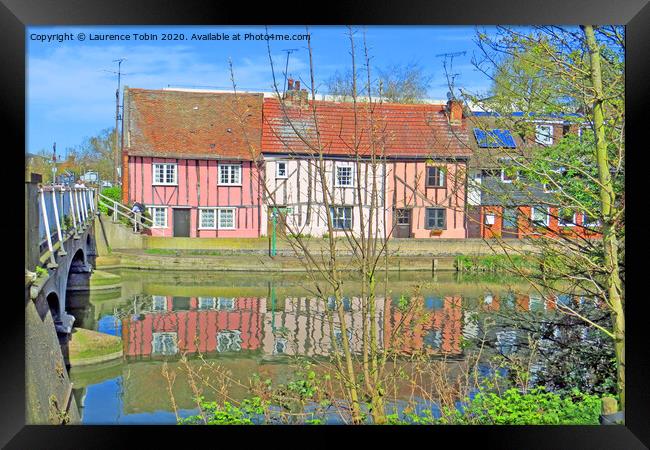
(38, 186, 97, 268)
(96, 192, 154, 231)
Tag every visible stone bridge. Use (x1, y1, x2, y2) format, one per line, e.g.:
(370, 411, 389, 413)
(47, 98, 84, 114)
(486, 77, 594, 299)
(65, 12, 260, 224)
(26, 176, 98, 343)
(24, 173, 98, 424)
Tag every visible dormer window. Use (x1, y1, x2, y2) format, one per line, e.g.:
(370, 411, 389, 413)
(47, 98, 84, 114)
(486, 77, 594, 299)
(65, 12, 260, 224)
(535, 124, 554, 146)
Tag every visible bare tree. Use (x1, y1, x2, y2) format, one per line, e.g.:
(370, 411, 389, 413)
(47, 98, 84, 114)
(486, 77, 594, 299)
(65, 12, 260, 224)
(326, 61, 432, 103)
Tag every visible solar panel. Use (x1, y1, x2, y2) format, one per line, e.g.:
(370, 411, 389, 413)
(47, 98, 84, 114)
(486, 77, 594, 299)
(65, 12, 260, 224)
(473, 128, 517, 148)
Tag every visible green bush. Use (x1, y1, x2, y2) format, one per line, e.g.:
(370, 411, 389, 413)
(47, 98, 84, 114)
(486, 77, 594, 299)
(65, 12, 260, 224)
(179, 396, 267, 425)
(99, 186, 122, 215)
(101, 186, 122, 201)
(442, 386, 601, 425)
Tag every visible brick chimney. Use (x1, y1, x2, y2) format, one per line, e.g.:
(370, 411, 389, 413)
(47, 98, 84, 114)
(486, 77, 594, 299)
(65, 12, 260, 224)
(283, 77, 309, 107)
(447, 99, 463, 126)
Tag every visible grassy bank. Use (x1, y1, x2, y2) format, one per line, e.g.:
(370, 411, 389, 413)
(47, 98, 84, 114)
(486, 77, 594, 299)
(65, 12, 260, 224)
(455, 254, 538, 274)
(69, 328, 123, 366)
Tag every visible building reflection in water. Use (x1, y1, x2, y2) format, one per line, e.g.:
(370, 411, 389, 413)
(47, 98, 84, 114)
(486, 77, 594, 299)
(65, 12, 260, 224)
(120, 292, 565, 359)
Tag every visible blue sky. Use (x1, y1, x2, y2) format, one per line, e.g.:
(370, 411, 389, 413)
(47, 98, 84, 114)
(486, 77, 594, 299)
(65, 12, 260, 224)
(27, 25, 496, 156)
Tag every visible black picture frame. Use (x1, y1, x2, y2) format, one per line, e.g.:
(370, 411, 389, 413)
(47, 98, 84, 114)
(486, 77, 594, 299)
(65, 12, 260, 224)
(4, 0, 648, 447)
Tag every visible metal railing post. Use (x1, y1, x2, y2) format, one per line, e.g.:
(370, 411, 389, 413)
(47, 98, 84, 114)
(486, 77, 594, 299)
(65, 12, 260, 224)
(88, 188, 95, 214)
(113, 201, 118, 222)
(68, 188, 78, 233)
(81, 188, 88, 224)
(77, 189, 86, 226)
(39, 189, 57, 268)
(51, 187, 66, 256)
(74, 189, 83, 231)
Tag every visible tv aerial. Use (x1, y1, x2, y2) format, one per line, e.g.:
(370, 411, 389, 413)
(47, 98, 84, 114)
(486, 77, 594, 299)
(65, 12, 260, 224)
(436, 51, 466, 99)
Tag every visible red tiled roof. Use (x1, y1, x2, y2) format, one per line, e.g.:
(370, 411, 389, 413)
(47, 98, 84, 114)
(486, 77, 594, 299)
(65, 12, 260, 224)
(124, 88, 263, 160)
(262, 98, 471, 158)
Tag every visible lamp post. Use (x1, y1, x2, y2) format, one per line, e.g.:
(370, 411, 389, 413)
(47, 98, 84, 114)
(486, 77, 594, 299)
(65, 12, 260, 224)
(51, 142, 57, 185)
(270, 208, 277, 257)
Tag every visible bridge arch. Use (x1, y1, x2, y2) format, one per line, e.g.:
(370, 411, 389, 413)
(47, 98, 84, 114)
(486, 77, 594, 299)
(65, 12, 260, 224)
(46, 291, 61, 324)
(68, 248, 87, 274)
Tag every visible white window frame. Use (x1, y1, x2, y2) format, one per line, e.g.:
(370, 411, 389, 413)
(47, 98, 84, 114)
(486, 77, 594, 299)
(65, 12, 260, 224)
(531, 206, 550, 227)
(152, 295, 168, 311)
(330, 206, 353, 230)
(424, 329, 443, 350)
(148, 206, 168, 228)
(333, 327, 353, 348)
(335, 163, 354, 187)
(535, 124, 554, 146)
(276, 161, 288, 179)
(198, 208, 217, 230)
(558, 210, 577, 227)
(529, 293, 545, 311)
(582, 212, 601, 228)
(484, 213, 496, 225)
(198, 297, 216, 310)
(217, 330, 243, 353)
(152, 332, 178, 355)
(216, 297, 235, 310)
(217, 208, 236, 230)
(218, 164, 242, 186)
(500, 168, 518, 183)
(273, 337, 288, 355)
(152, 163, 178, 186)
(198, 207, 237, 230)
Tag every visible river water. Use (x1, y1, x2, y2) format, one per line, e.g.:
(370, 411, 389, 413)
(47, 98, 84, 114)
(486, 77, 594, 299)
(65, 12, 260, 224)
(68, 269, 598, 424)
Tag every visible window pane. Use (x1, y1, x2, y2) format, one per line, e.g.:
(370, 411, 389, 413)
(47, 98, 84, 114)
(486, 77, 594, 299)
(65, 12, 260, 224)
(336, 166, 352, 186)
(426, 208, 445, 229)
(150, 207, 166, 227)
(532, 207, 549, 226)
(330, 207, 352, 229)
(217, 330, 243, 352)
(219, 209, 234, 228)
(503, 208, 518, 228)
(427, 167, 444, 187)
(396, 209, 410, 224)
(198, 297, 215, 309)
(152, 296, 167, 311)
(220, 166, 229, 184)
(154, 164, 176, 184)
(217, 297, 235, 310)
(200, 209, 215, 228)
(559, 209, 575, 226)
(535, 125, 553, 145)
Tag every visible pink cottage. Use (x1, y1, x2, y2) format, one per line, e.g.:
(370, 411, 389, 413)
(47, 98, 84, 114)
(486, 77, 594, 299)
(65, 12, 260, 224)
(121, 88, 264, 237)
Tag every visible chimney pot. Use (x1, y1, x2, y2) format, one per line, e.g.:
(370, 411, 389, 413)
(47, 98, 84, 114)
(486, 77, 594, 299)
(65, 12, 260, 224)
(295, 80, 301, 90)
(287, 78, 294, 90)
(447, 99, 463, 124)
